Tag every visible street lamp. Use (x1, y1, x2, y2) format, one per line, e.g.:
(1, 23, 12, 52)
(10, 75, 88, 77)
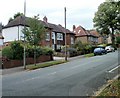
(23, 0, 26, 69)
(64, 7, 67, 61)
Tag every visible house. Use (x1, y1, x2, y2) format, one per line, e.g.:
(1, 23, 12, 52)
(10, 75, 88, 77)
(73, 25, 98, 45)
(2, 16, 75, 51)
(89, 30, 104, 44)
(41, 17, 75, 51)
(57, 24, 75, 47)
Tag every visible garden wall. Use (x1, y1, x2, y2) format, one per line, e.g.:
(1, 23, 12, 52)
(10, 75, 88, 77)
(3, 55, 53, 69)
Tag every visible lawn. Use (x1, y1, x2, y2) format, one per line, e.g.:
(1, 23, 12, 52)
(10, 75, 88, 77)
(85, 53, 94, 57)
(27, 60, 67, 70)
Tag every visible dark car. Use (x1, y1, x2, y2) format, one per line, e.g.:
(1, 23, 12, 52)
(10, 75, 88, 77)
(94, 47, 107, 56)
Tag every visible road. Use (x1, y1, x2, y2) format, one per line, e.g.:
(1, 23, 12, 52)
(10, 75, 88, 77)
(2, 51, 119, 96)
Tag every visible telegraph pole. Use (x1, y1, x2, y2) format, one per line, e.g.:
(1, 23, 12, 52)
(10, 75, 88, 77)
(23, 0, 26, 69)
(64, 7, 67, 61)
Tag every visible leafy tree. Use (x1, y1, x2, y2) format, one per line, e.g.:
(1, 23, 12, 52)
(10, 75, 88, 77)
(8, 12, 23, 23)
(22, 16, 46, 65)
(13, 12, 23, 19)
(93, 1, 120, 46)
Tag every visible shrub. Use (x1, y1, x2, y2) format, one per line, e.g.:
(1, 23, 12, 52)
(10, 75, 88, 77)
(2, 46, 13, 59)
(67, 48, 77, 57)
(10, 41, 24, 60)
(42, 47, 53, 55)
(26, 46, 54, 58)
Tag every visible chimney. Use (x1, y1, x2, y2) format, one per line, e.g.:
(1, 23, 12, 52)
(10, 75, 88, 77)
(43, 16, 48, 23)
(73, 25, 76, 31)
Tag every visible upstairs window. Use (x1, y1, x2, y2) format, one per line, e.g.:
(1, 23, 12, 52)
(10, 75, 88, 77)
(46, 32, 50, 41)
(57, 33, 63, 40)
(71, 37, 74, 44)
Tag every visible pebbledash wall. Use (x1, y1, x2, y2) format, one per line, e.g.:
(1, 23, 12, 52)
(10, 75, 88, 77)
(3, 55, 53, 69)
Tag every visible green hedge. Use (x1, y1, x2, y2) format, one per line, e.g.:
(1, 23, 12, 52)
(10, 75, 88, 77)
(2, 41, 54, 60)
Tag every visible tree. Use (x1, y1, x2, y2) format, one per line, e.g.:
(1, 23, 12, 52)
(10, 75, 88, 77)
(116, 36, 120, 44)
(93, 1, 120, 46)
(8, 12, 23, 23)
(22, 16, 46, 65)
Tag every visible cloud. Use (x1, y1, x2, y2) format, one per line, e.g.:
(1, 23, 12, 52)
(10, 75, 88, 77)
(0, 0, 105, 30)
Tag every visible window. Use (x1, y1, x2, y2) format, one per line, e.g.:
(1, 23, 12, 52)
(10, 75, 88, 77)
(57, 33, 63, 40)
(52, 32, 55, 39)
(46, 32, 50, 41)
(71, 37, 74, 44)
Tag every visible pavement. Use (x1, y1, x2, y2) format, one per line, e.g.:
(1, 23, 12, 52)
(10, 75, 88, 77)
(2, 55, 85, 75)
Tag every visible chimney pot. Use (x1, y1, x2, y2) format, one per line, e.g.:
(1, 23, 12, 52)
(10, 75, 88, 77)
(43, 16, 48, 23)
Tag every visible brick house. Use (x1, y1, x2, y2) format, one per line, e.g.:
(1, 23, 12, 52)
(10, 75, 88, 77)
(2, 16, 75, 51)
(89, 30, 104, 44)
(73, 25, 98, 45)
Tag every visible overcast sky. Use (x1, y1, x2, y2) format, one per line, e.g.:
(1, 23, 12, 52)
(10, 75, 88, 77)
(0, 0, 105, 30)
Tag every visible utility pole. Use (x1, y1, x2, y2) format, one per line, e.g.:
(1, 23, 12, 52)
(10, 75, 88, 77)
(64, 7, 67, 61)
(23, 0, 26, 69)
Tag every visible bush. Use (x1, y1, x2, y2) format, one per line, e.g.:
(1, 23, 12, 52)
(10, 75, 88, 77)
(26, 46, 53, 58)
(2, 46, 13, 59)
(67, 48, 77, 57)
(42, 47, 53, 55)
(11, 41, 24, 60)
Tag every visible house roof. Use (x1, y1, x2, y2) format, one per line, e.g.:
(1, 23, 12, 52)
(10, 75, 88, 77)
(3, 16, 28, 28)
(73, 26, 90, 37)
(90, 30, 100, 37)
(48, 23, 63, 33)
(3, 16, 51, 29)
(3, 16, 73, 34)
(57, 24, 75, 35)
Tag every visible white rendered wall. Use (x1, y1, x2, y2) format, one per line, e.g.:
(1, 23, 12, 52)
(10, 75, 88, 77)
(2, 26, 24, 42)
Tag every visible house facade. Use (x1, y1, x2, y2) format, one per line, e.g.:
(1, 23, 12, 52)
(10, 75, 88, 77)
(73, 25, 98, 45)
(2, 16, 75, 51)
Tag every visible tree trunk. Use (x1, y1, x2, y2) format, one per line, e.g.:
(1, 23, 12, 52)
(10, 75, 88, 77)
(111, 28, 115, 47)
(34, 45, 36, 66)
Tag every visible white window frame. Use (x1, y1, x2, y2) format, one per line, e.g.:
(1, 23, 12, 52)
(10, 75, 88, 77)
(46, 32, 50, 41)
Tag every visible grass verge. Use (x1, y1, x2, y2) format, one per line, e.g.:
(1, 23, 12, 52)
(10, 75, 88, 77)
(27, 60, 67, 70)
(98, 79, 120, 97)
(92, 76, 120, 98)
(85, 53, 94, 57)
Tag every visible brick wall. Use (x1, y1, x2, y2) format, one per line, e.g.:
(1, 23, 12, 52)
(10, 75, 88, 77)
(3, 55, 53, 69)
(76, 36, 88, 44)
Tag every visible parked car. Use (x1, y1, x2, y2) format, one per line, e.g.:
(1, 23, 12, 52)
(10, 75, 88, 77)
(94, 47, 107, 56)
(105, 46, 115, 52)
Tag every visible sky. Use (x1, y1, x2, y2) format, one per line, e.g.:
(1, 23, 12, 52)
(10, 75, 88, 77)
(0, 0, 105, 30)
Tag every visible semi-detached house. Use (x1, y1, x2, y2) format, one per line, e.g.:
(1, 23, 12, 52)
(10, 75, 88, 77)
(2, 16, 75, 51)
(73, 25, 100, 45)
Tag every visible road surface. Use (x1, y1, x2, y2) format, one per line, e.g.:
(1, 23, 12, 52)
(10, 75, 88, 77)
(2, 51, 119, 96)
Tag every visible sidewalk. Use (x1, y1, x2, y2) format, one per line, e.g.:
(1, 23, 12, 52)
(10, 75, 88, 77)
(2, 55, 85, 75)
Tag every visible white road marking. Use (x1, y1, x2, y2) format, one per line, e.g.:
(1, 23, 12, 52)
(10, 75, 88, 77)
(108, 65, 120, 73)
(48, 72, 57, 75)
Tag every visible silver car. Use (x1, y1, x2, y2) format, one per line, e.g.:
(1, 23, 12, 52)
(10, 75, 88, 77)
(105, 46, 115, 52)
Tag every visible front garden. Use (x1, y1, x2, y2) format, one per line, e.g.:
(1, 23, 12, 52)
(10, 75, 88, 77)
(2, 41, 53, 68)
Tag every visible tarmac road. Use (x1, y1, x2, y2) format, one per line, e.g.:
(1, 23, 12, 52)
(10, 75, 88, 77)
(2, 51, 119, 96)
